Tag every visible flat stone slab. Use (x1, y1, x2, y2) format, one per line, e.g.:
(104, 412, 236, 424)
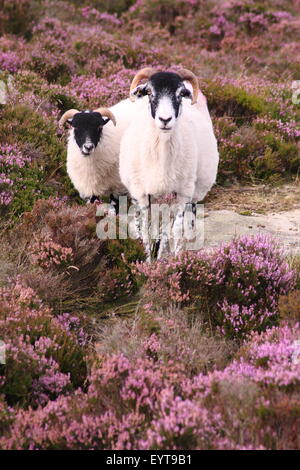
(204, 209, 300, 254)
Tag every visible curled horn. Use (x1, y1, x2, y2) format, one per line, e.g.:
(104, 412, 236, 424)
(94, 107, 117, 127)
(129, 67, 157, 101)
(58, 109, 80, 127)
(177, 68, 200, 105)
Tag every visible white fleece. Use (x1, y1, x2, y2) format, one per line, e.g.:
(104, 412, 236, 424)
(119, 94, 219, 207)
(66, 98, 135, 199)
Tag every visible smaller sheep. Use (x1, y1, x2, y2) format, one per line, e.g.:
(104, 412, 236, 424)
(59, 105, 128, 212)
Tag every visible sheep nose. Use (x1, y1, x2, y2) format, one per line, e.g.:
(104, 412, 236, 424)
(83, 143, 94, 152)
(159, 117, 172, 125)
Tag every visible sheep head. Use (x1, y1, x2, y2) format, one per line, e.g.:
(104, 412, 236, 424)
(59, 108, 117, 156)
(129, 67, 200, 133)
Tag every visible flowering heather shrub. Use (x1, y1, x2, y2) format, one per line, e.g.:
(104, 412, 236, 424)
(0, 353, 226, 450)
(86, 0, 136, 15)
(29, 239, 74, 270)
(230, 324, 300, 388)
(128, 0, 199, 28)
(0, 281, 87, 407)
(56, 313, 89, 348)
(0, 103, 73, 217)
(136, 234, 296, 339)
(9, 71, 80, 117)
(81, 6, 123, 26)
(67, 71, 135, 108)
(5, 335, 72, 407)
(0, 0, 41, 36)
(6, 198, 145, 308)
(0, 143, 50, 217)
(1, 322, 299, 450)
(0, 51, 23, 73)
(97, 238, 146, 301)
(10, 199, 103, 303)
(200, 76, 300, 182)
(0, 397, 14, 436)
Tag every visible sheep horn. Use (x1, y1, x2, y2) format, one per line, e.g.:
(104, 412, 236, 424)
(58, 109, 80, 127)
(93, 107, 117, 127)
(129, 67, 157, 101)
(177, 68, 200, 105)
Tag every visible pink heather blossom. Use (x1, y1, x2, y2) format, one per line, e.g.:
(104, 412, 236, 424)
(0, 145, 31, 208)
(136, 234, 296, 338)
(0, 51, 23, 73)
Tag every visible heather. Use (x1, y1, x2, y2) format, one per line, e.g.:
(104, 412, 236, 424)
(5, 197, 145, 310)
(136, 234, 296, 339)
(1, 320, 300, 450)
(0, 224, 299, 448)
(0, 0, 299, 450)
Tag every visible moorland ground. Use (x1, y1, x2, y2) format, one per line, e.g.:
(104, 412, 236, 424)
(0, 0, 299, 450)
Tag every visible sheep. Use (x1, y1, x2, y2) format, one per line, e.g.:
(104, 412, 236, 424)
(59, 99, 134, 212)
(119, 67, 219, 260)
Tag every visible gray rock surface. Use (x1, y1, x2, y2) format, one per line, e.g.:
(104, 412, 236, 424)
(203, 209, 300, 253)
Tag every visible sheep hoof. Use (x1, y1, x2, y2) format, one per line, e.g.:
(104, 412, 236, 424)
(87, 195, 101, 204)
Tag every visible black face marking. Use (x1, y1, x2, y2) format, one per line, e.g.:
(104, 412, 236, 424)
(70, 112, 109, 154)
(133, 72, 192, 119)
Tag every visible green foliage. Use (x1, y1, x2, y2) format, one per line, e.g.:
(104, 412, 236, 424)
(97, 238, 146, 302)
(2, 165, 53, 221)
(86, 0, 136, 14)
(0, 104, 76, 218)
(104, 238, 146, 267)
(0, 283, 87, 407)
(0, 104, 64, 170)
(204, 80, 278, 123)
(0, 0, 42, 37)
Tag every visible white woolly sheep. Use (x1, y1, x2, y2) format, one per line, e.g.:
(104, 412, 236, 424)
(119, 68, 219, 259)
(59, 99, 135, 211)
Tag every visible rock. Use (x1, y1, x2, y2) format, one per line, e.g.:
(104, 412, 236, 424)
(203, 209, 300, 253)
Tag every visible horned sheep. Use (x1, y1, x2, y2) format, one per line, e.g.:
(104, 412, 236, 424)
(119, 67, 219, 259)
(59, 99, 135, 211)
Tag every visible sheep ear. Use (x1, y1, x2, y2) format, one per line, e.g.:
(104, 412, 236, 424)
(130, 83, 149, 100)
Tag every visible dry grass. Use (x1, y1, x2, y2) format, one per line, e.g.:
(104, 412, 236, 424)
(95, 306, 237, 376)
(205, 182, 300, 215)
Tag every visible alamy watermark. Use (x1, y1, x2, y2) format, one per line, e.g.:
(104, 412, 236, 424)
(0, 340, 6, 365)
(292, 340, 300, 365)
(292, 80, 300, 105)
(95, 196, 205, 251)
(0, 73, 13, 105)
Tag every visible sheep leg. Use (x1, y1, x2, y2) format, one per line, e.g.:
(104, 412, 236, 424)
(172, 196, 192, 256)
(132, 198, 142, 239)
(157, 215, 171, 260)
(89, 195, 101, 204)
(109, 193, 119, 215)
(84, 195, 100, 204)
(139, 195, 152, 262)
(186, 202, 197, 230)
